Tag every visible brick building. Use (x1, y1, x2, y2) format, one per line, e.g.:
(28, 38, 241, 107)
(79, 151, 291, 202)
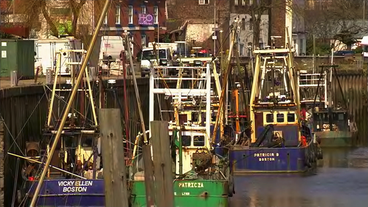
(167, 0, 305, 57)
(97, 0, 167, 58)
(0, 0, 30, 37)
(167, 0, 230, 56)
(229, 0, 306, 56)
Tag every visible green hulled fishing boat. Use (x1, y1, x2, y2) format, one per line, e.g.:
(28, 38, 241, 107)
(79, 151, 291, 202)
(129, 62, 234, 207)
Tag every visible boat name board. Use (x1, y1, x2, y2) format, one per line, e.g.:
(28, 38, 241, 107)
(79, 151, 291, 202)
(178, 182, 204, 188)
(253, 152, 279, 162)
(58, 180, 94, 193)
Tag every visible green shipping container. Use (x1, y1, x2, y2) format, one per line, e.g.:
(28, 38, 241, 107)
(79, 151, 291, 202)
(0, 39, 35, 78)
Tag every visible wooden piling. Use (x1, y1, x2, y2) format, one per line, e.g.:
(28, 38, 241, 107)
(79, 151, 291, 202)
(150, 121, 174, 207)
(0, 119, 4, 207)
(99, 108, 129, 207)
(332, 70, 368, 145)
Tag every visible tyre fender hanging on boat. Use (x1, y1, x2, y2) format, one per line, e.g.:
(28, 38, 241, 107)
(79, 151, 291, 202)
(226, 167, 235, 197)
(304, 145, 317, 168)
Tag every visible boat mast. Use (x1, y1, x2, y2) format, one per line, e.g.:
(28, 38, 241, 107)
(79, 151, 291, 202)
(211, 18, 239, 142)
(125, 34, 155, 207)
(29, 0, 112, 206)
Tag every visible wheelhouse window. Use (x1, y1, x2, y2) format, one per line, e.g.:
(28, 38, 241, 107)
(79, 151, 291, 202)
(276, 114, 284, 123)
(191, 112, 199, 122)
(287, 113, 295, 122)
(182, 136, 191, 146)
(81, 137, 93, 147)
(266, 114, 273, 123)
(193, 136, 205, 146)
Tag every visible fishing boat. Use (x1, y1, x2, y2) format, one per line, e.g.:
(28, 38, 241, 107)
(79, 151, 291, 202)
(299, 65, 355, 147)
(129, 63, 234, 207)
(18, 47, 106, 206)
(15, 2, 119, 206)
(229, 44, 323, 174)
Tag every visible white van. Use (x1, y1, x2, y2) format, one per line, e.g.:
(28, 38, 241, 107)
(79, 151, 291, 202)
(99, 36, 124, 61)
(140, 46, 173, 77)
(361, 36, 368, 58)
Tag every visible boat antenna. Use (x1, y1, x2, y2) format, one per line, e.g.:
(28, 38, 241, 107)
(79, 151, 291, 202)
(211, 18, 239, 143)
(29, 0, 112, 206)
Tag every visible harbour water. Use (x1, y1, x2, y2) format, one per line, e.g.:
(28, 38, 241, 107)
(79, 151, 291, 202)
(230, 147, 368, 207)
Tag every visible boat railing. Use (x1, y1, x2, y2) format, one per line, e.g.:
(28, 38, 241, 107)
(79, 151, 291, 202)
(299, 73, 327, 105)
(299, 73, 326, 88)
(149, 64, 213, 139)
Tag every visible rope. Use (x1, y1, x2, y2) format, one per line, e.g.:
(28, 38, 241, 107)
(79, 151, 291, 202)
(3, 92, 46, 158)
(0, 116, 24, 156)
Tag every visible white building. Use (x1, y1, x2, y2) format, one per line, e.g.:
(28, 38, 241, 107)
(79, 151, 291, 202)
(229, 13, 269, 57)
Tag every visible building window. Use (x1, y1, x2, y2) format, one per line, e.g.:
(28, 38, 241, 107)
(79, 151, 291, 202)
(241, 18, 246, 30)
(249, 18, 253, 30)
(153, 6, 158, 24)
(235, 0, 238, 6)
(104, 13, 108, 25)
(141, 5, 147, 14)
(141, 35, 147, 48)
(128, 5, 133, 24)
(199, 0, 210, 5)
(240, 43, 244, 56)
(115, 6, 120, 24)
(242, 0, 246, 6)
(130, 36, 134, 56)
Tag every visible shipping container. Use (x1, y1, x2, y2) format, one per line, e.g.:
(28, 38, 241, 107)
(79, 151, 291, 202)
(35, 38, 82, 75)
(0, 39, 35, 78)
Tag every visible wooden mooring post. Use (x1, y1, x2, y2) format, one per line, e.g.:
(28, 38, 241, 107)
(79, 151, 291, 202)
(151, 121, 174, 207)
(99, 108, 129, 207)
(0, 119, 4, 207)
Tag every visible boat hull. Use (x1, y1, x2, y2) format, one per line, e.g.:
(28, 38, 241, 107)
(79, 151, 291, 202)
(130, 180, 229, 207)
(26, 179, 104, 207)
(229, 144, 317, 174)
(315, 131, 352, 147)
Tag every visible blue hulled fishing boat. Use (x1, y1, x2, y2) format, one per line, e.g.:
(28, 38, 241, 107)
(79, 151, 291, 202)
(229, 45, 323, 174)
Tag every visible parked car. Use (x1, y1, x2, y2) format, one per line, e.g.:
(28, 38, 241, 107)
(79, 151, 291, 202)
(333, 50, 355, 56)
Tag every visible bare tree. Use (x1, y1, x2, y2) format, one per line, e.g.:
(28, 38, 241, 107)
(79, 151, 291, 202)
(249, 0, 294, 48)
(304, 0, 368, 47)
(249, 0, 271, 47)
(20, 0, 90, 38)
